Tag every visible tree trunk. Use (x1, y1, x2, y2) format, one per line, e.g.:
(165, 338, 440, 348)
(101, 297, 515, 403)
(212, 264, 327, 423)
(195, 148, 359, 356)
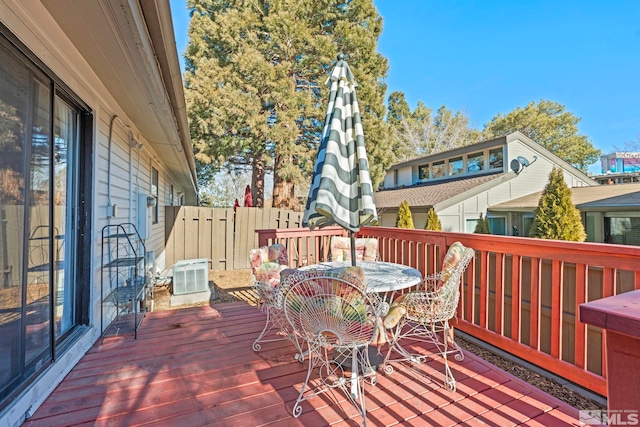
(272, 154, 297, 209)
(251, 155, 265, 208)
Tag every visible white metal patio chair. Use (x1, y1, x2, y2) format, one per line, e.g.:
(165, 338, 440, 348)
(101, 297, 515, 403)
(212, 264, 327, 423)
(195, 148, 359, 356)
(382, 242, 474, 392)
(249, 244, 303, 358)
(282, 267, 383, 426)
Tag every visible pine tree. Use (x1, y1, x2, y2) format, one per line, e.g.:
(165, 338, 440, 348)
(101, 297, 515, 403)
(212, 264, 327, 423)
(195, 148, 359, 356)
(184, 0, 391, 207)
(474, 212, 491, 234)
(425, 207, 442, 231)
(396, 200, 414, 229)
(483, 100, 600, 171)
(529, 167, 587, 241)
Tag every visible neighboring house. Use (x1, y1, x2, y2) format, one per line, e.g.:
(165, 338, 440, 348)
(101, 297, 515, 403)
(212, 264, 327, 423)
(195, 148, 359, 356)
(490, 183, 640, 245)
(375, 132, 598, 233)
(0, 1, 197, 424)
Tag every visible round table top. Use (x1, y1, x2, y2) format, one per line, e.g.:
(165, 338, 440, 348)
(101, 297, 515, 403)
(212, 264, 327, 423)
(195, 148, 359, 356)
(300, 261, 423, 293)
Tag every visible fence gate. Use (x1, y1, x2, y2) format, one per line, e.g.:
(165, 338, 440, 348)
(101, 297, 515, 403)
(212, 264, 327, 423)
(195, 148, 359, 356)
(165, 206, 302, 271)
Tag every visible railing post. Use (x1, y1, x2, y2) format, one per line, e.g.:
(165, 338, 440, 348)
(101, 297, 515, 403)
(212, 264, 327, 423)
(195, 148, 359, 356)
(580, 290, 640, 414)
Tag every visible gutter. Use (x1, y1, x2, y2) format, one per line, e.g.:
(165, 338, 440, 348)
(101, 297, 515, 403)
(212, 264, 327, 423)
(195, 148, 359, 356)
(137, 0, 199, 195)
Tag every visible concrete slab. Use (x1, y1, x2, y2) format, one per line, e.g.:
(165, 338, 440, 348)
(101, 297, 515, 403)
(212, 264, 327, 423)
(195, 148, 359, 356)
(170, 285, 216, 306)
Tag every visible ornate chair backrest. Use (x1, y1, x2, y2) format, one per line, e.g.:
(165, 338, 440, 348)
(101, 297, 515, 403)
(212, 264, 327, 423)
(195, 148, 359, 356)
(403, 242, 475, 323)
(282, 267, 380, 349)
(249, 243, 289, 286)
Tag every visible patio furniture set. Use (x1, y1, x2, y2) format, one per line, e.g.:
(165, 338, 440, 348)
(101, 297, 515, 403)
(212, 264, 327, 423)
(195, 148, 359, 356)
(249, 239, 475, 426)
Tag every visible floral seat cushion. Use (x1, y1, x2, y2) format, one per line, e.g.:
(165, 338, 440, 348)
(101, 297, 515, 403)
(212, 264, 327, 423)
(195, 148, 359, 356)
(249, 243, 289, 286)
(440, 242, 467, 282)
(330, 237, 378, 262)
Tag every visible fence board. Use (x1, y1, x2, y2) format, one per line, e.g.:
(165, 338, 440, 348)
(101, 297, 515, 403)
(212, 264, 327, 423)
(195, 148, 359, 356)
(212, 209, 233, 271)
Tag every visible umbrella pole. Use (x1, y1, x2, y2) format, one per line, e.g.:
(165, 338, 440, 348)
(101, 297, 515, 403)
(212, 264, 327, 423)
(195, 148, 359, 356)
(350, 230, 357, 267)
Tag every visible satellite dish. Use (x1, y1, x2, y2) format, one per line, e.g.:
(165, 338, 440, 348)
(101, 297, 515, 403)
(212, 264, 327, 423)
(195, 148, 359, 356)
(510, 159, 521, 173)
(517, 156, 530, 167)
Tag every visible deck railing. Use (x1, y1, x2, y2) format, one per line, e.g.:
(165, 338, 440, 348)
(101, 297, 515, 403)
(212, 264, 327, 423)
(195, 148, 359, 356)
(256, 225, 640, 398)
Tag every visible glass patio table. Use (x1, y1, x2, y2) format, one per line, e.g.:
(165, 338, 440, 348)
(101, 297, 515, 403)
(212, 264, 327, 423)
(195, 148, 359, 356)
(300, 260, 423, 295)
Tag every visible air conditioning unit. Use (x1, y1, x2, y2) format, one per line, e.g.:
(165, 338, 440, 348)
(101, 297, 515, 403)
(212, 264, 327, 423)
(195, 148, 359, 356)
(172, 258, 209, 295)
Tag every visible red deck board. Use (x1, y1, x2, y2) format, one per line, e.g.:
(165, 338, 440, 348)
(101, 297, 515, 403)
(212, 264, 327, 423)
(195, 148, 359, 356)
(25, 302, 583, 426)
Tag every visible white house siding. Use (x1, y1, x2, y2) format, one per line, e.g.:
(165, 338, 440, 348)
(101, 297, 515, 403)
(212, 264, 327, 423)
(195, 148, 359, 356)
(435, 168, 594, 235)
(0, 1, 194, 425)
(399, 167, 414, 187)
(507, 139, 591, 188)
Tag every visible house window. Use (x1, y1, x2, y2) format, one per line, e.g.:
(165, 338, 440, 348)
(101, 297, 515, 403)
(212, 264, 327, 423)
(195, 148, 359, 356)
(489, 148, 503, 170)
(488, 217, 506, 235)
(523, 215, 534, 237)
(465, 218, 480, 233)
(432, 161, 445, 178)
(467, 152, 484, 173)
(449, 157, 463, 176)
(418, 164, 429, 180)
(169, 184, 174, 206)
(393, 169, 398, 186)
(585, 214, 597, 242)
(605, 216, 640, 246)
(0, 33, 91, 405)
(151, 167, 159, 224)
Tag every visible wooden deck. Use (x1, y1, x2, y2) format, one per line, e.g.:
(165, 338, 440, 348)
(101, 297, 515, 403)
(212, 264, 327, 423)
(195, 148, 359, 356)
(25, 302, 582, 426)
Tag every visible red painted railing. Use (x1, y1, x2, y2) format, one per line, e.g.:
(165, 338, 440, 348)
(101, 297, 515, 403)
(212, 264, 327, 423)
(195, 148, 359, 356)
(257, 225, 640, 398)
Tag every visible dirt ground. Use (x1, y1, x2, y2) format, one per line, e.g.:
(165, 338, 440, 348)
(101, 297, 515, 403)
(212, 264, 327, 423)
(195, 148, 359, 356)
(152, 269, 255, 311)
(151, 269, 605, 411)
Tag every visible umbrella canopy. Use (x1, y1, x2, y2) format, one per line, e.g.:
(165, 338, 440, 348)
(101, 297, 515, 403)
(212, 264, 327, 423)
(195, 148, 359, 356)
(303, 55, 378, 263)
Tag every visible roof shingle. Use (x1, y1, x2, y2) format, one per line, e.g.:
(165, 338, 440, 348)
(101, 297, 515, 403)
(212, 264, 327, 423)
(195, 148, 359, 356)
(375, 173, 505, 209)
(490, 183, 640, 210)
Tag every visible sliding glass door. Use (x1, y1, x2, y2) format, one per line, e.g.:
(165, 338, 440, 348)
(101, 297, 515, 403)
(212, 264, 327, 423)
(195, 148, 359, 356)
(0, 32, 89, 406)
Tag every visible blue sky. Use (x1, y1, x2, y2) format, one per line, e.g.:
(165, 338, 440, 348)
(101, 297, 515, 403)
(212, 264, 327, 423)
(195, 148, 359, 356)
(169, 0, 640, 173)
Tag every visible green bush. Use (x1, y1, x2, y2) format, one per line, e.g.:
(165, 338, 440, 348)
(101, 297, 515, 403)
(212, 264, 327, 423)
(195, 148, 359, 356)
(529, 167, 586, 241)
(396, 200, 414, 229)
(474, 212, 491, 234)
(425, 207, 442, 230)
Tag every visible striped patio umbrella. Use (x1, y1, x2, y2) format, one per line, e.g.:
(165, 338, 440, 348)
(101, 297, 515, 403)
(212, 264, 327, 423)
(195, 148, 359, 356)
(303, 54, 378, 265)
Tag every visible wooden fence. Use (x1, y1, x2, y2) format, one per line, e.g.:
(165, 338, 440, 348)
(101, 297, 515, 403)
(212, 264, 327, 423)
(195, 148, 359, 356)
(164, 206, 303, 270)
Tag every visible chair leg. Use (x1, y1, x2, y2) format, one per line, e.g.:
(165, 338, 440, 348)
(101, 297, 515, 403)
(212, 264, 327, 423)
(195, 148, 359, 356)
(446, 325, 465, 363)
(291, 344, 375, 426)
(441, 321, 456, 392)
(291, 342, 321, 418)
(252, 308, 273, 351)
(252, 308, 292, 351)
(383, 320, 460, 392)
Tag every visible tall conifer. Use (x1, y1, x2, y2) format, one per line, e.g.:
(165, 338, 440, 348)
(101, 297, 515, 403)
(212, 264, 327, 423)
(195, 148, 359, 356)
(185, 0, 391, 207)
(396, 200, 414, 229)
(529, 167, 586, 241)
(474, 212, 491, 234)
(425, 207, 442, 231)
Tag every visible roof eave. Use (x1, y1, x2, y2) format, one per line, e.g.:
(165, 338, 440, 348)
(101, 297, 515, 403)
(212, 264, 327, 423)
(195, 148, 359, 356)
(434, 172, 518, 211)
